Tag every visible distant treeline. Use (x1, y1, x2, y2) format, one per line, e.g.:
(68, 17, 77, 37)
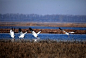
(0, 14, 86, 23)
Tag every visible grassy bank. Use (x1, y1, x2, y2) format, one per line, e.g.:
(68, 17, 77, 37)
(0, 22, 86, 27)
(0, 28, 86, 34)
(0, 41, 86, 58)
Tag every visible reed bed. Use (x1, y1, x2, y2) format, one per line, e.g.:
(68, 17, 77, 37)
(0, 29, 86, 34)
(0, 40, 86, 58)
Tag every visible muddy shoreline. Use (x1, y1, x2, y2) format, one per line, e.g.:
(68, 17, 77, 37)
(0, 22, 86, 34)
(0, 22, 86, 27)
(0, 29, 86, 34)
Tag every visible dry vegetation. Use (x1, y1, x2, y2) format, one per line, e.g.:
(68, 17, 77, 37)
(0, 22, 86, 34)
(0, 28, 86, 34)
(0, 22, 86, 27)
(0, 41, 86, 58)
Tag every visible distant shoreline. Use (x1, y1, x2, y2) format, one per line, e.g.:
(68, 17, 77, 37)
(0, 22, 86, 27)
(0, 29, 86, 34)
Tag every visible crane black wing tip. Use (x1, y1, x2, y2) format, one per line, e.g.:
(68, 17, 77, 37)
(19, 28, 22, 32)
(11, 28, 13, 30)
(29, 27, 33, 31)
(59, 27, 62, 30)
(11, 27, 15, 31)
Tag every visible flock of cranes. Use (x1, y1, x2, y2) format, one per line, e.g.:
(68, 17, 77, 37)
(10, 27, 75, 42)
(10, 27, 41, 42)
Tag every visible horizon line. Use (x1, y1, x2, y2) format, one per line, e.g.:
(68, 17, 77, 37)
(0, 13, 86, 16)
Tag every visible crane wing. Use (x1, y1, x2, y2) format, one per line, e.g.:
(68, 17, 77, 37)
(69, 32, 74, 34)
(37, 31, 41, 35)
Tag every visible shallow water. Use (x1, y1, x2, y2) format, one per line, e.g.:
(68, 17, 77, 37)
(0, 26, 86, 30)
(0, 33, 86, 41)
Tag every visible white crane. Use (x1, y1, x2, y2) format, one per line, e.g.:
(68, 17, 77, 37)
(18, 28, 27, 40)
(29, 27, 41, 42)
(59, 27, 74, 35)
(10, 28, 15, 42)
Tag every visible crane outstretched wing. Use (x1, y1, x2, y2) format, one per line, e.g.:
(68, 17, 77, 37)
(37, 31, 41, 35)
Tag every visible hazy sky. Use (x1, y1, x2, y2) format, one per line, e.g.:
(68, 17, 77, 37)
(0, 0, 86, 15)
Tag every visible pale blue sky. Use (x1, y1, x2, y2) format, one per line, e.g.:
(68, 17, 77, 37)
(0, 0, 86, 15)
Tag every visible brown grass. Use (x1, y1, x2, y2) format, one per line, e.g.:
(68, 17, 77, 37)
(0, 29, 86, 34)
(0, 22, 86, 27)
(0, 22, 86, 34)
(0, 42, 86, 58)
